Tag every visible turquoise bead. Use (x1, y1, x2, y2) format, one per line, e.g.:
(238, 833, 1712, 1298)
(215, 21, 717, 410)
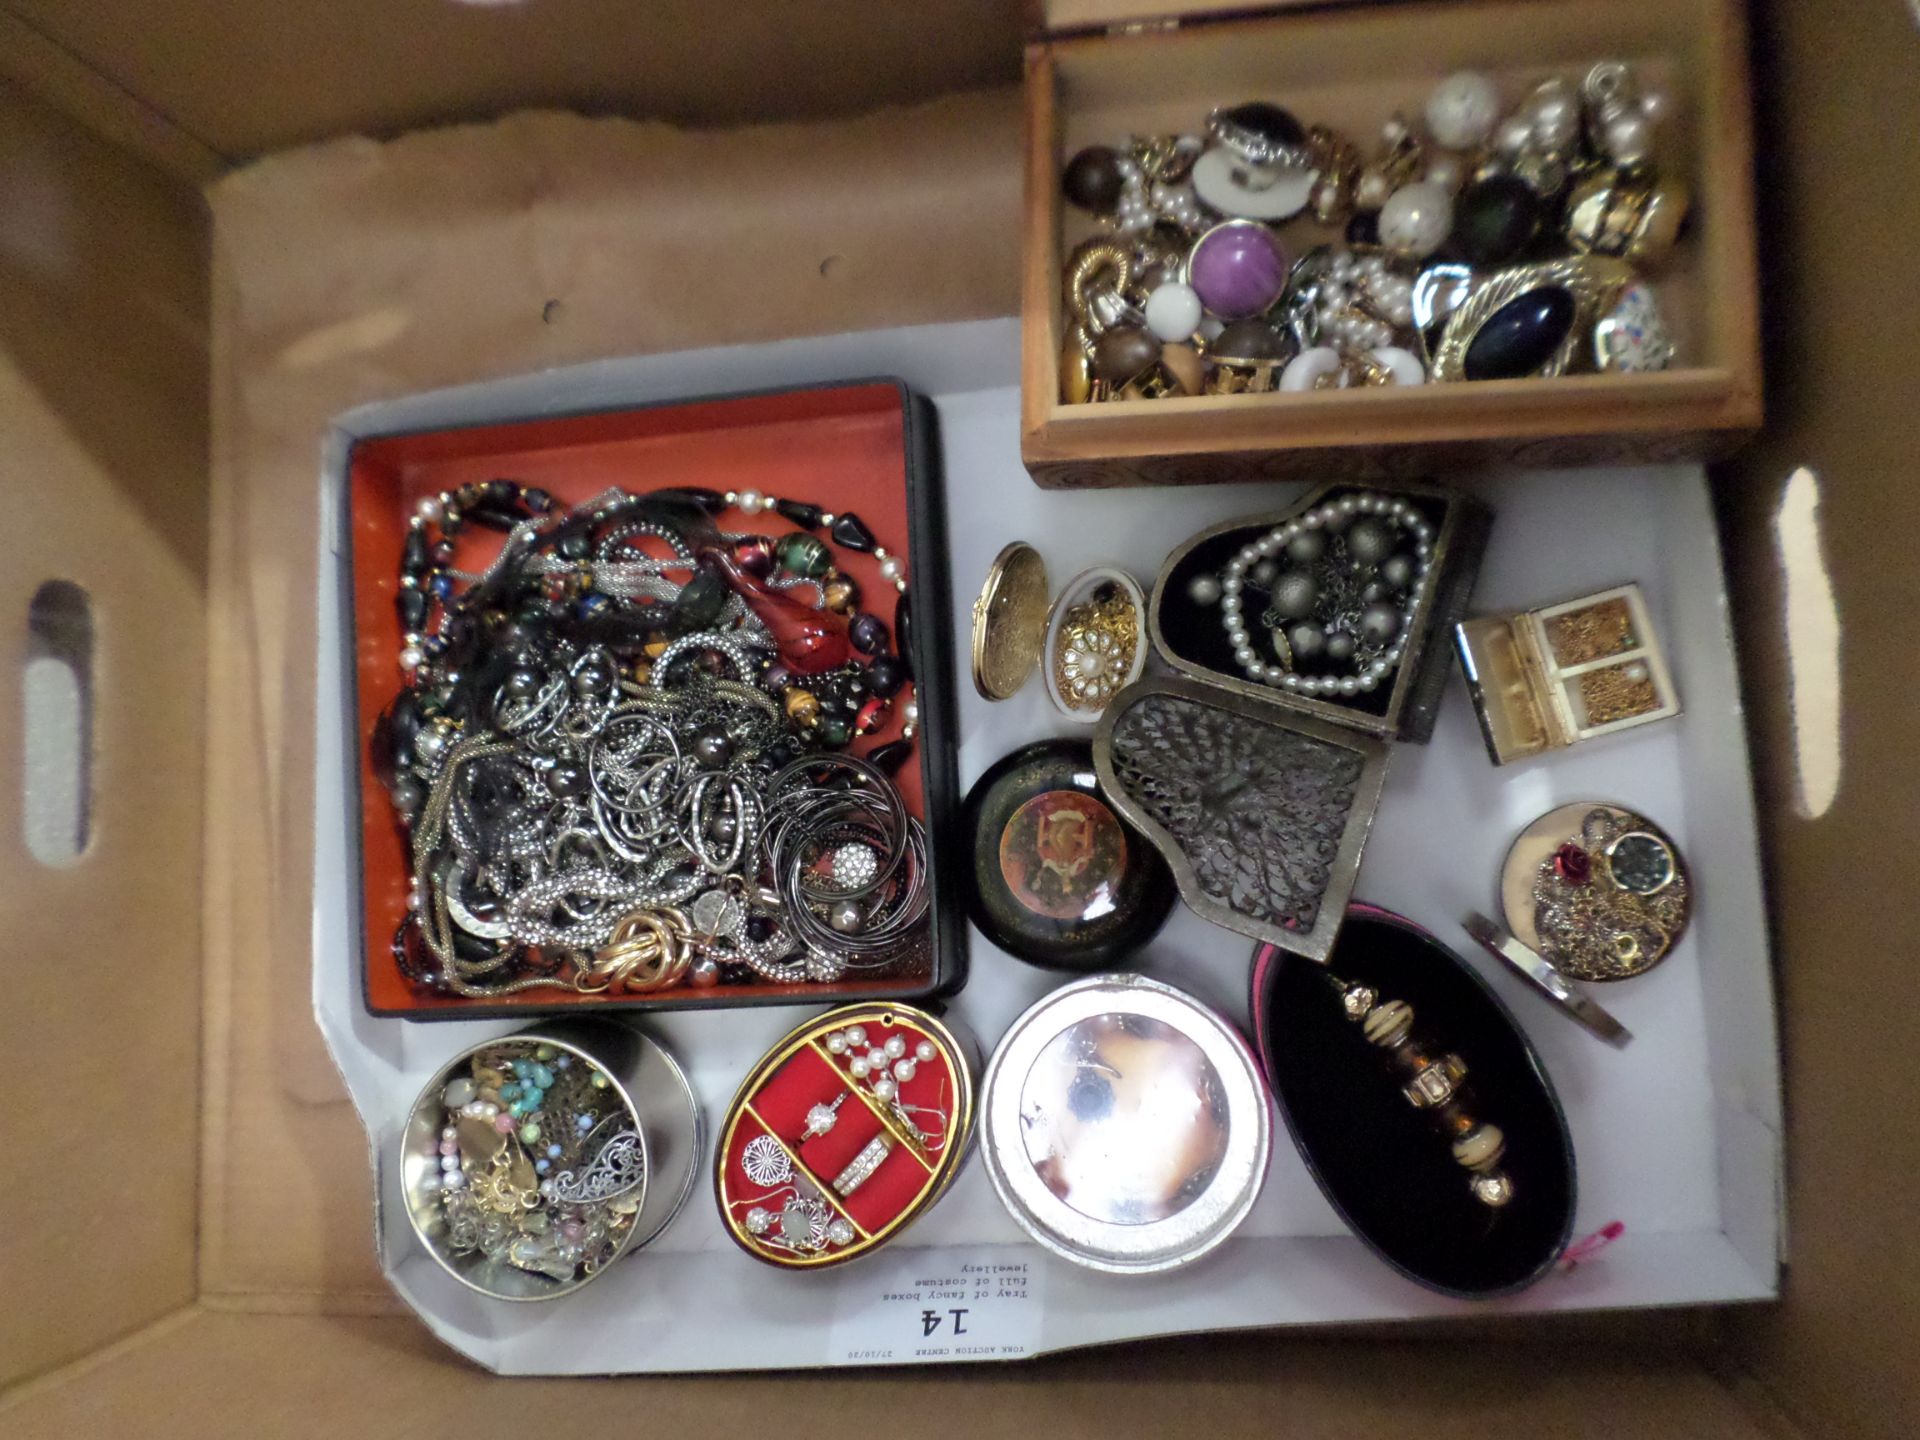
(500, 1082, 522, 1102)
(533, 1063, 554, 1089)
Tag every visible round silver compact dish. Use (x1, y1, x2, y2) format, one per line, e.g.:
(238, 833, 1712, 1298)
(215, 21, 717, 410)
(980, 972, 1270, 1273)
(400, 1021, 701, 1302)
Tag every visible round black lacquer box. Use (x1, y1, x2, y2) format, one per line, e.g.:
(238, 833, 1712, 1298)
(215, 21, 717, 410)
(962, 738, 1174, 970)
(1253, 905, 1577, 1298)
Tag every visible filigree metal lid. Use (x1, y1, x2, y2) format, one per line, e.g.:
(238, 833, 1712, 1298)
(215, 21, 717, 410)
(970, 541, 1050, 701)
(399, 1023, 701, 1302)
(1092, 676, 1390, 963)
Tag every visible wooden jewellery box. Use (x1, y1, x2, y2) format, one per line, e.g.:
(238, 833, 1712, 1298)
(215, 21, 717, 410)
(1019, 0, 1761, 486)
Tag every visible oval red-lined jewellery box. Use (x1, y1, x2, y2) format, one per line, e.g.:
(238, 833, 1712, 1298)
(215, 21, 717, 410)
(715, 1003, 975, 1267)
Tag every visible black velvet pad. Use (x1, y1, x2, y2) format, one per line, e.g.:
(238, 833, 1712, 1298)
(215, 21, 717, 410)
(1254, 907, 1576, 1297)
(1156, 491, 1455, 725)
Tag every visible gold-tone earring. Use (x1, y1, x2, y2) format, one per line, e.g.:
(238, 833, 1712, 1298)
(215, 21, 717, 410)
(1431, 255, 1635, 382)
(1065, 237, 1138, 336)
(1306, 124, 1362, 224)
(1060, 326, 1095, 405)
(1051, 584, 1141, 713)
(1565, 168, 1690, 269)
(579, 906, 692, 993)
(1203, 323, 1291, 394)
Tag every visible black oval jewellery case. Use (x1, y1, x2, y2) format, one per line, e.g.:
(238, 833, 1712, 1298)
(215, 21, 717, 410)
(1252, 904, 1577, 1298)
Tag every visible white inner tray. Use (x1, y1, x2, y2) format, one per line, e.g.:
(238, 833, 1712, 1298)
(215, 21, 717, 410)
(313, 319, 1781, 1374)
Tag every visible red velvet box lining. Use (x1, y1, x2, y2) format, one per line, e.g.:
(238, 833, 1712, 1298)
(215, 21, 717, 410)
(347, 383, 932, 1016)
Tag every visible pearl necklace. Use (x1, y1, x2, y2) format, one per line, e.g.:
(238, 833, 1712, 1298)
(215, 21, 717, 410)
(1193, 491, 1434, 697)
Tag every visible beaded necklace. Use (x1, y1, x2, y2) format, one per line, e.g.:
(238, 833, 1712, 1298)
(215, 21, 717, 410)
(375, 480, 927, 1000)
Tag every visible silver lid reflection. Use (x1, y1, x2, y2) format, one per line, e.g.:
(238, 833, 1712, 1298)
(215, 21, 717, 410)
(981, 973, 1271, 1273)
(1020, 1014, 1230, 1226)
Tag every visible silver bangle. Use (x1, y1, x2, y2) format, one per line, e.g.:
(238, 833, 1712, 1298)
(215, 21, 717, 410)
(649, 631, 763, 686)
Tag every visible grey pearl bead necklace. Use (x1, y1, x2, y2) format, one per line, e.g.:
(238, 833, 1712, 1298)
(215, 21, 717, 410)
(1192, 491, 1434, 697)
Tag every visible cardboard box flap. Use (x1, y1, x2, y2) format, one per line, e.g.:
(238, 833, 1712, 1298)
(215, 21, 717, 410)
(0, 0, 1914, 1424)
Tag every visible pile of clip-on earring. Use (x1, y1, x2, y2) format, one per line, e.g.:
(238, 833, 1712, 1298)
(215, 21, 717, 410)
(374, 480, 930, 999)
(429, 1040, 643, 1282)
(1056, 59, 1686, 403)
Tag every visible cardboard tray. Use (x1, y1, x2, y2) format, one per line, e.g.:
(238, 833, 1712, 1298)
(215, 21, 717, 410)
(337, 380, 966, 1018)
(7, 0, 1912, 1420)
(1020, 0, 1763, 485)
(313, 320, 1781, 1373)
(8, 14, 1916, 1420)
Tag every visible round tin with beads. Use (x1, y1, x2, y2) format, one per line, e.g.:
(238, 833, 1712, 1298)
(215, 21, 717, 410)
(400, 1021, 701, 1302)
(715, 1003, 976, 1268)
(980, 973, 1270, 1273)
